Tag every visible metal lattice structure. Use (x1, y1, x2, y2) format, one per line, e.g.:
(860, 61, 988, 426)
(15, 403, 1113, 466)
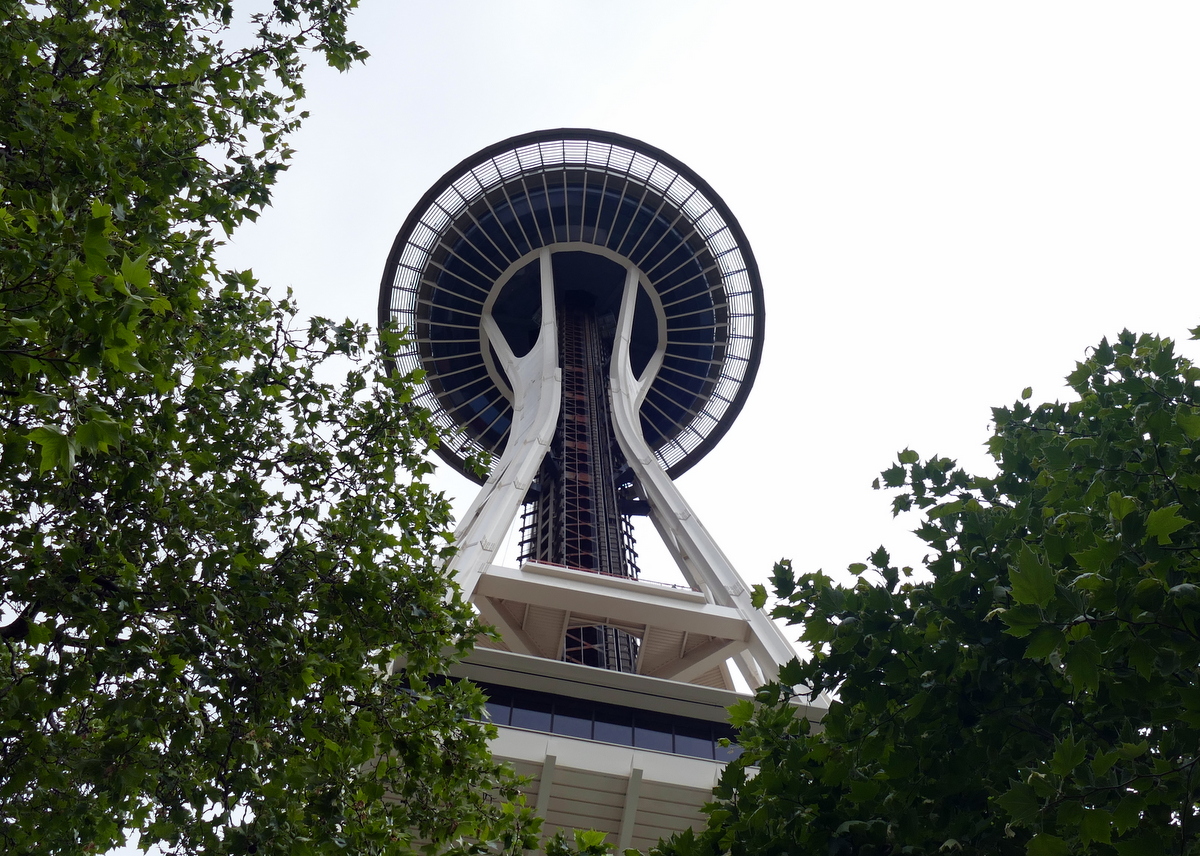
(518, 298, 639, 580)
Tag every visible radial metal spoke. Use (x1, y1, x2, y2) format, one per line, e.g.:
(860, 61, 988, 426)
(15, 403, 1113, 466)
(380, 129, 764, 482)
(654, 266, 720, 300)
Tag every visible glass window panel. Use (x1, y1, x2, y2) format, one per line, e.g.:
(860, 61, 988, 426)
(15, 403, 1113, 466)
(477, 684, 510, 726)
(552, 697, 594, 739)
(674, 720, 714, 759)
(509, 692, 552, 732)
(634, 711, 674, 753)
(674, 734, 713, 759)
(593, 704, 633, 746)
(467, 679, 746, 762)
(483, 699, 511, 726)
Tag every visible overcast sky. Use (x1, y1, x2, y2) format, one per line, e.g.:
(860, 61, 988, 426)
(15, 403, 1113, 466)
(219, 0, 1200, 597)
(107, 4, 1200, 852)
(103, 3, 1200, 849)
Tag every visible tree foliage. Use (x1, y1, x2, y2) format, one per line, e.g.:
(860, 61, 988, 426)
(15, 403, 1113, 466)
(0, 2, 538, 853)
(658, 329, 1200, 856)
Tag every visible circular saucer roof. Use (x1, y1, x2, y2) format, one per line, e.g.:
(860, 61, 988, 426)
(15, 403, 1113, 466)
(378, 129, 764, 484)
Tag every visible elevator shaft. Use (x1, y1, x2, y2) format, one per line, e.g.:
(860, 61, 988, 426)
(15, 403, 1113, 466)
(518, 295, 640, 671)
(520, 298, 637, 579)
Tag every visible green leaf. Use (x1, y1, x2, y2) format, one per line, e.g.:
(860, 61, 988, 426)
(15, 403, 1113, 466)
(1049, 734, 1086, 776)
(898, 448, 919, 465)
(1176, 405, 1200, 440)
(26, 622, 54, 646)
(1091, 749, 1119, 776)
(1021, 386, 1032, 400)
(1127, 638, 1158, 678)
(1071, 572, 1107, 591)
(577, 829, 607, 849)
(881, 464, 906, 487)
(771, 560, 796, 598)
(1117, 740, 1148, 760)
(1071, 537, 1120, 572)
(120, 252, 152, 291)
(1025, 626, 1063, 661)
(83, 209, 112, 266)
(26, 425, 76, 473)
(1026, 833, 1068, 856)
(928, 499, 962, 520)
(847, 778, 880, 803)
(1112, 794, 1145, 833)
(728, 699, 754, 727)
(76, 414, 123, 455)
(1114, 831, 1165, 856)
(1079, 808, 1113, 846)
(1144, 504, 1190, 545)
(997, 782, 1040, 825)
(1064, 638, 1102, 693)
(1134, 577, 1165, 610)
(777, 658, 805, 687)
(1056, 798, 1083, 827)
(1066, 361, 1091, 390)
(1010, 544, 1055, 607)
(750, 583, 767, 609)
(1107, 492, 1137, 522)
(1000, 604, 1042, 637)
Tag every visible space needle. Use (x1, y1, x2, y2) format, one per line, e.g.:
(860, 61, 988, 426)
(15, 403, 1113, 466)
(380, 129, 823, 849)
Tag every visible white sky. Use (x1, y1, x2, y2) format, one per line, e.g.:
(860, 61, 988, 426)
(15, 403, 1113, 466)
(219, 0, 1200, 595)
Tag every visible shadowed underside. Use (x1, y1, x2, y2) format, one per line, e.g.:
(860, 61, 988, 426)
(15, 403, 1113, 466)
(378, 129, 764, 483)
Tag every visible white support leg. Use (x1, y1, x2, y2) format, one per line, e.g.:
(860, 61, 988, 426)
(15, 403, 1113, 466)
(449, 249, 561, 596)
(607, 266, 797, 687)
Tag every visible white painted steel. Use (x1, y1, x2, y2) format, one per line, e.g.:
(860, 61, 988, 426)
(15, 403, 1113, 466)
(474, 562, 752, 642)
(448, 249, 561, 594)
(607, 263, 798, 686)
(449, 253, 804, 689)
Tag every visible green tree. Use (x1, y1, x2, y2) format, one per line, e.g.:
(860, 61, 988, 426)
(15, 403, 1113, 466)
(658, 329, 1200, 856)
(0, 2, 537, 853)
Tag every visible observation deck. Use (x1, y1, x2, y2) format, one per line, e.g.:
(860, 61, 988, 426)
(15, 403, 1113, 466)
(378, 129, 764, 482)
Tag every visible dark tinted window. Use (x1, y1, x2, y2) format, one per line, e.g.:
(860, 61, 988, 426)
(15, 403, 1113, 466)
(472, 680, 738, 762)
(634, 710, 674, 753)
(510, 694, 552, 732)
(714, 739, 743, 763)
(482, 685, 511, 725)
(593, 704, 633, 746)
(553, 697, 594, 739)
(675, 718, 715, 760)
